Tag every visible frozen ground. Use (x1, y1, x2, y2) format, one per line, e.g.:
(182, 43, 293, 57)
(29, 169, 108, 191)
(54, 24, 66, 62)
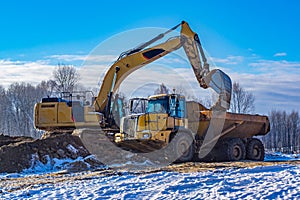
(265, 151, 300, 161)
(1, 153, 300, 199)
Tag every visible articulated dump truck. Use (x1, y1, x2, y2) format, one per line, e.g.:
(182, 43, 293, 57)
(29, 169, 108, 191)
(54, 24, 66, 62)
(113, 94, 270, 163)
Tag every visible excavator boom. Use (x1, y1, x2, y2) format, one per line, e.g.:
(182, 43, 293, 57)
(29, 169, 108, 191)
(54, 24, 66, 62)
(94, 21, 232, 114)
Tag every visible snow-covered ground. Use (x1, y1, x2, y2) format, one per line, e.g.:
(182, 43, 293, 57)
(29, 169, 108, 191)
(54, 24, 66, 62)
(265, 151, 300, 161)
(1, 153, 300, 199)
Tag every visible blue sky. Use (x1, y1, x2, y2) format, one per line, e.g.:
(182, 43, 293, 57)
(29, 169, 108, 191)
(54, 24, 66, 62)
(0, 0, 300, 114)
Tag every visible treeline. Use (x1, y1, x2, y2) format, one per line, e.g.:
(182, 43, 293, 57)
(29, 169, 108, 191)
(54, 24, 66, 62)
(0, 82, 51, 138)
(262, 110, 300, 154)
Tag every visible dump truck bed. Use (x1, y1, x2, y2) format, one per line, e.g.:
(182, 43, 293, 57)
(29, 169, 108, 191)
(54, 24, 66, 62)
(186, 101, 270, 139)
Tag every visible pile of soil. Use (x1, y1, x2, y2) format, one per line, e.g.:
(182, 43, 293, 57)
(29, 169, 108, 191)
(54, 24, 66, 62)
(0, 133, 102, 173)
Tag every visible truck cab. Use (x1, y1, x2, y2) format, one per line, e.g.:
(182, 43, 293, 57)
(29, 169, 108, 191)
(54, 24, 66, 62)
(117, 94, 188, 144)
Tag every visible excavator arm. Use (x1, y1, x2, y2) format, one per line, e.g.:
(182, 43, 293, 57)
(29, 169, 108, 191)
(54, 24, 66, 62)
(94, 21, 232, 118)
(180, 21, 232, 110)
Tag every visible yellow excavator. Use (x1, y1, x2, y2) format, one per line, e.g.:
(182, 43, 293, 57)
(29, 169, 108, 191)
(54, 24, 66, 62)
(34, 21, 231, 132)
(34, 21, 269, 163)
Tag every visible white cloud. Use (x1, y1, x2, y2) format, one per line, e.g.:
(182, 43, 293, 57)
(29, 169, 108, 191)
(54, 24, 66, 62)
(249, 59, 300, 73)
(0, 59, 57, 88)
(159, 57, 187, 65)
(46, 54, 87, 62)
(274, 52, 287, 57)
(47, 54, 117, 63)
(78, 64, 110, 89)
(230, 59, 300, 114)
(210, 55, 244, 65)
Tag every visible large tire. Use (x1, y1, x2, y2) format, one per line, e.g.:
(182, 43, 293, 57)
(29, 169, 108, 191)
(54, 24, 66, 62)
(171, 131, 194, 163)
(246, 138, 265, 161)
(222, 138, 246, 161)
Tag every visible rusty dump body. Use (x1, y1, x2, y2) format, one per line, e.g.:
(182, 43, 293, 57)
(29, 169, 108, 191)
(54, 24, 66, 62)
(186, 101, 270, 139)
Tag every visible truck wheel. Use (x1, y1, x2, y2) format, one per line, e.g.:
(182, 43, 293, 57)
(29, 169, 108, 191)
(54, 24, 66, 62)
(224, 138, 246, 161)
(246, 138, 264, 161)
(171, 132, 194, 163)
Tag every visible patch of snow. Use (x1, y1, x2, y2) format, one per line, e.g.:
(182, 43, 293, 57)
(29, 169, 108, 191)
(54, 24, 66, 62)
(66, 144, 78, 154)
(108, 159, 159, 169)
(22, 154, 92, 174)
(265, 152, 300, 161)
(1, 164, 300, 199)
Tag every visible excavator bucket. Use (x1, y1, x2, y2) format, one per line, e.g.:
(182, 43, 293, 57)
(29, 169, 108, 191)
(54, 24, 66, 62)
(202, 69, 232, 110)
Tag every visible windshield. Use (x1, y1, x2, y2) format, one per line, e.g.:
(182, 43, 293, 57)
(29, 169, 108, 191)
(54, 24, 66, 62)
(146, 95, 186, 118)
(147, 98, 168, 113)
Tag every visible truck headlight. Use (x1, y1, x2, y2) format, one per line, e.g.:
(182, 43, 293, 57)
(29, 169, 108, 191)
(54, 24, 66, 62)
(143, 133, 150, 139)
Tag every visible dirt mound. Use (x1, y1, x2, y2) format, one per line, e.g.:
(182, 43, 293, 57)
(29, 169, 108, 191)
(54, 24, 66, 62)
(0, 133, 102, 173)
(0, 135, 33, 147)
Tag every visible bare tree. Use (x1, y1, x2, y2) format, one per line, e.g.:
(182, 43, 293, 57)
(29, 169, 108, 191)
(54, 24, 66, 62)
(154, 83, 169, 95)
(7, 83, 35, 136)
(37, 80, 57, 97)
(173, 85, 200, 102)
(289, 111, 299, 152)
(53, 64, 80, 93)
(230, 82, 255, 114)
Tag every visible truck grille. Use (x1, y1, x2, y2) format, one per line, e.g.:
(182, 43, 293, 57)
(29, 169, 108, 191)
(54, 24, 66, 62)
(122, 117, 137, 138)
